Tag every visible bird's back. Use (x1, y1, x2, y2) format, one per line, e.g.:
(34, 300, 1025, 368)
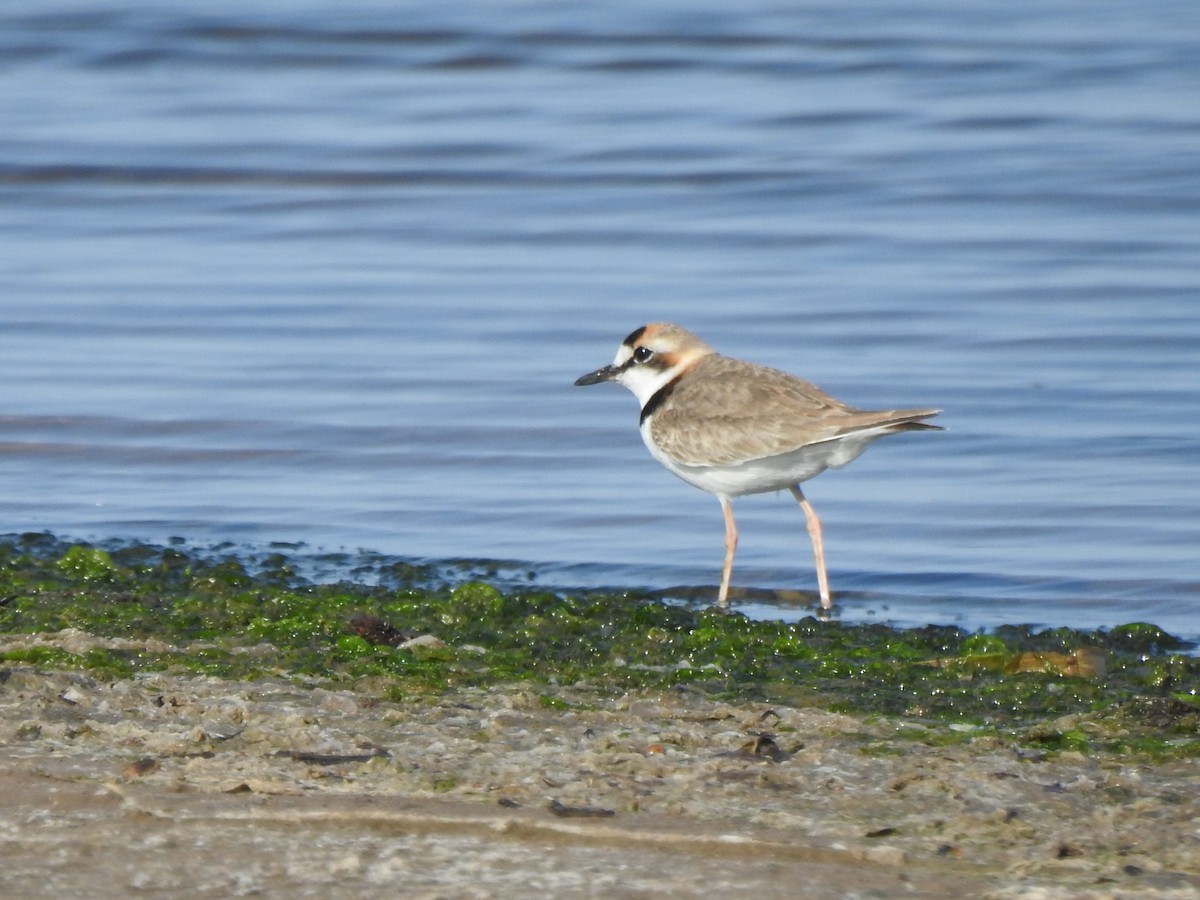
(648, 354, 939, 469)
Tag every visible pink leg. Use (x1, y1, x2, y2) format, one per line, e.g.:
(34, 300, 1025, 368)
(789, 486, 831, 609)
(717, 496, 737, 609)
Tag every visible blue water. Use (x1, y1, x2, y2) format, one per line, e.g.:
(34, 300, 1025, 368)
(2, 1, 1198, 641)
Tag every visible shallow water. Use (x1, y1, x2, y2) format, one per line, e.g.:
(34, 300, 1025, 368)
(2, 0, 1198, 639)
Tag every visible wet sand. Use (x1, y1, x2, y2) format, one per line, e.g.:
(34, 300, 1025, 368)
(2, 659, 1198, 898)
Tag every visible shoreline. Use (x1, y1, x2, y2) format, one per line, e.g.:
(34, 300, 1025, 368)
(1, 536, 1198, 896)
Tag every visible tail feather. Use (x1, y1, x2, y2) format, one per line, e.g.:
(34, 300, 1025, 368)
(848, 408, 942, 437)
(887, 415, 943, 433)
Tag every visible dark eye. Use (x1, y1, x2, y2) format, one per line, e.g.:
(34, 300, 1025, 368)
(633, 346, 654, 363)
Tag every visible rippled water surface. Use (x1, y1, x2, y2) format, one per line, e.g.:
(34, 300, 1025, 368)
(2, 0, 1198, 639)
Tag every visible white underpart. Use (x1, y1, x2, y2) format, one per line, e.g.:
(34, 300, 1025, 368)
(639, 423, 890, 498)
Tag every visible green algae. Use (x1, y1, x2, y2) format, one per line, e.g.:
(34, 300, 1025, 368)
(0, 535, 1197, 760)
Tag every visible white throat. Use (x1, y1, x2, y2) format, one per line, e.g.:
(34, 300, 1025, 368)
(616, 358, 686, 408)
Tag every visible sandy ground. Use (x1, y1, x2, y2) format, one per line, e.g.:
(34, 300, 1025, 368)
(1, 660, 1198, 899)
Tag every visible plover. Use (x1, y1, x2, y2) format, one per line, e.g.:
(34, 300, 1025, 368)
(575, 322, 941, 610)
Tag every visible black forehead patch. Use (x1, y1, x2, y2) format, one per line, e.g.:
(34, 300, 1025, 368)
(622, 325, 647, 347)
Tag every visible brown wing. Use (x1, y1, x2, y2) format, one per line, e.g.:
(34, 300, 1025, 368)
(650, 355, 939, 466)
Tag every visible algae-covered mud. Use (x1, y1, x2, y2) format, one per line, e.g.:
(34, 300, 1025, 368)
(2, 534, 1196, 738)
(1, 534, 1198, 898)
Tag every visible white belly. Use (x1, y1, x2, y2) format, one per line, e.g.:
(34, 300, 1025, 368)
(641, 428, 877, 498)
